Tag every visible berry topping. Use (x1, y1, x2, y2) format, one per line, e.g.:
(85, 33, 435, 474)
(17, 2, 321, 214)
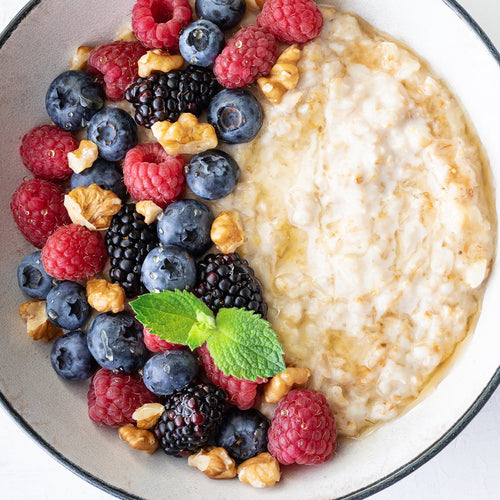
(267, 389, 337, 465)
(257, 0, 323, 44)
(186, 149, 240, 200)
(70, 158, 128, 200)
(122, 142, 185, 208)
(216, 407, 269, 462)
(50, 330, 98, 381)
(87, 311, 149, 374)
(132, 0, 193, 50)
(10, 179, 71, 248)
(20, 125, 78, 181)
(17, 251, 54, 300)
(141, 245, 197, 292)
(87, 107, 138, 162)
(143, 328, 184, 352)
(179, 20, 224, 68)
(124, 66, 220, 128)
(45, 70, 104, 131)
(213, 25, 278, 89)
(143, 350, 199, 396)
(88, 41, 147, 101)
(207, 88, 264, 144)
(198, 342, 265, 410)
(194, 253, 268, 317)
(195, 0, 246, 31)
(45, 281, 91, 330)
(88, 368, 157, 427)
(157, 199, 214, 256)
(105, 204, 159, 298)
(41, 224, 107, 281)
(153, 383, 226, 456)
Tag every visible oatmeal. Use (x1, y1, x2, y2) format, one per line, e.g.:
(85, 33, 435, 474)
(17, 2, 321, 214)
(211, 7, 495, 437)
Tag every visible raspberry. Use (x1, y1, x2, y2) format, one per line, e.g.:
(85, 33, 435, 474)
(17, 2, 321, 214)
(213, 25, 278, 89)
(42, 224, 107, 280)
(87, 368, 157, 427)
(88, 41, 147, 101)
(20, 125, 78, 181)
(267, 389, 337, 465)
(257, 0, 323, 45)
(198, 343, 265, 410)
(132, 0, 192, 50)
(143, 328, 184, 352)
(10, 179, 70, 248)
(123, 142, 185, 208)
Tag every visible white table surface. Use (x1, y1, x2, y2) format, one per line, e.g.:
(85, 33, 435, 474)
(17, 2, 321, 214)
(1, 1, 499, 499)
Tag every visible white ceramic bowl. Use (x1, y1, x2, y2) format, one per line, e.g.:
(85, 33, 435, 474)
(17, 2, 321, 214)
(0, 1, 499, 499)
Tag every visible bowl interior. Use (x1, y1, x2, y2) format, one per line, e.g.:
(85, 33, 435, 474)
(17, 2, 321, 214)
(0, 1, 499, 499)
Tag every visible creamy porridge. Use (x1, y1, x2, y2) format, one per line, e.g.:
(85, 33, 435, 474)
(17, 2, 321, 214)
(211, 7, 495, 437)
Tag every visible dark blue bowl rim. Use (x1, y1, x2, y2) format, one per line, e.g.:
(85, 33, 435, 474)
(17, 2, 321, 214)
(0, 1, 499, 499)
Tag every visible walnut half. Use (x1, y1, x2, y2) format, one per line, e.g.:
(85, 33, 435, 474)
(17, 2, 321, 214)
(188, 447, 237, 479)
(237, 452, 281, 488)
(86, 278, 125, 313)
(132, 403, 165, 429)
(67, 140, 98, 174)
(118, 424, 158, 454)
(65, 184, 122, 231)
(138, 50, 184, 78)
(211, 211, 246, 254)
(136, 200, 163, 225)
(19, 300, 62, 342)
(257, 45, 302, 104)
(152, 113, 218, 155)
(263, 366, 311, 404)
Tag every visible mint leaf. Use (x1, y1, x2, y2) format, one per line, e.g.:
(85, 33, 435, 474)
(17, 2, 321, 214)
(187, 309, 217, 350)
(131, 290, 286, 380)
(131, 290, 216, 349)
(207, 308, 285, 381)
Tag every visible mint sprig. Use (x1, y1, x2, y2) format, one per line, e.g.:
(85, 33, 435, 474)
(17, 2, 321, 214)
(207, 308, 285, 380)
(131, 290, 285, 381)
(131, 290, 216, 350)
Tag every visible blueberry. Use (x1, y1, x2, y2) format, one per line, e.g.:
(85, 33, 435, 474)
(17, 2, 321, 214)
(50, 330, 97, 381)
(45, 70, 104, 131)
(143, 350, 199, 396)
(157, 199, 214, 256)
(87, 311, 148, 374)
(207, 89, 263, 144)
(87, 107, 138, 161)
(46, 281, 91, 330)
(141, 245, 197, 293)
(195, 0, 246, 30)
(179, 20, 224, 67)
(70, 158, 127, 200)
(17, 251, 54, 299)
(216, 408, 269, 462)
(186, 149, 239, 200)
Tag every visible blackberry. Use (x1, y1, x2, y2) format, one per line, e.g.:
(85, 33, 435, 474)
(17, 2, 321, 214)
(153, 383, 227, 456)
(105, 204, 158, 298)
(124, 66, 220, 128)
(194, 253, 268, 318)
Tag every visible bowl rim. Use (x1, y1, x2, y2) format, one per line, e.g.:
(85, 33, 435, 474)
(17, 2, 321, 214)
(0, 1, 499, 499)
